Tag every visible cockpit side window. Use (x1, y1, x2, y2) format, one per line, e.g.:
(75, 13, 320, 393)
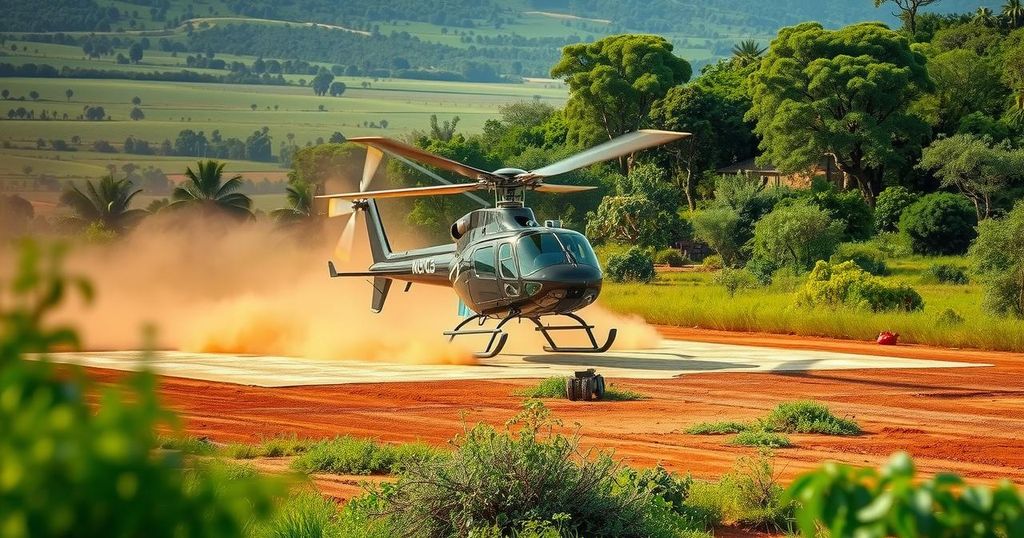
(473, 246, 495, 278)
(556, 232, 600, 267)
(498, 243, 518, 279)
(517, 233, 567, 276)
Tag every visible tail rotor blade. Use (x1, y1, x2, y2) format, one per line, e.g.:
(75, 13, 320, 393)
(328, 198, 355, 218)
(335, 211, 361, 262)
(361, 147, 383, 192)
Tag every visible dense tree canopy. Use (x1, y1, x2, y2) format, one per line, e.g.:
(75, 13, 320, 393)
(747, 22, 933, 206)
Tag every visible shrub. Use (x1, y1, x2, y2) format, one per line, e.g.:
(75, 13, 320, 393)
(796, 261, 924, 312)
(157, 435, 218, 455)
(936, 308, 965, 326)
(970, 201, 1024, 317)
(654, 248, 687, 267)
(752, 201, 844, 270)
(689, 451, 795, 531)
(290, 437, 443, 475)
(225, 434, 315, 459)
(514, 377, 646, 401)
(701, 254, 723, 271)
(866, 232, 913, 258)
(690, 207, 742, 266)
(761, 401, 860, 435)
(0, 241, 283, 538)
(730, 430, 792, 448)
(829, 242, 888, 275)
(374, 401, 703, 537)
(787, 453, 1024, 537)
(899, 192, 977, 255)
(606, 247, 656, 283)
(810, 186, 875, 241)
(713, 267, 758, 297)
(745, 256, 779, 286)
(923, 263, 969, 285)
(874, 186, 918, 233)
(686, 421, 749, 435)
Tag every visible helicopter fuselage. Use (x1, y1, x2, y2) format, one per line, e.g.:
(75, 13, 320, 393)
(366, 206, 603, 318)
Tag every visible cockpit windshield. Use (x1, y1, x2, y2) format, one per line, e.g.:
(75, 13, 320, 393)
(517, 233, 567, 276)
(556, 232, 600, 268)
(516, 231, 600, 275)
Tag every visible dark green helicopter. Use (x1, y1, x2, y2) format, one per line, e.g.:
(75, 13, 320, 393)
(317, 130, 689, 358)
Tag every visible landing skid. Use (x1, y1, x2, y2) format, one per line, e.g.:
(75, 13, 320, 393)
(444, 312, 616, 359)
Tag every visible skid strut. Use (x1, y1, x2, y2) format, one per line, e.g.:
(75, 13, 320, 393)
(443, 313, 514, 359)
(529, 312, 617, 353)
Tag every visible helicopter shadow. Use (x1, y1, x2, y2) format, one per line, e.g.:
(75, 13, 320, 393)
(519, 352, 757, 372)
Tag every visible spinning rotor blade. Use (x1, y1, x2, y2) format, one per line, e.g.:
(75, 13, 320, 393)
(533, 183, 598, 194)
(335, 211, 362, 262)
(522, 130, 690, 180)
(387, 151, 491, 208)
(361, 146, 383, 191)
(348, 136, 496, 181)
(327, 198, 355, 217)
(317, 182, 484, 201)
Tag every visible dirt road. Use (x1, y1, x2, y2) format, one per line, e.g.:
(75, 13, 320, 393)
(88, 326, 1024, 493)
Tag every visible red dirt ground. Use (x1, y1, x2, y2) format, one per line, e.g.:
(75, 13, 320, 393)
(88, 326, 1024, 513)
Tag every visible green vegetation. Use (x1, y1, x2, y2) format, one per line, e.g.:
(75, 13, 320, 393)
(796, 261, 924, 312)
(730, 430, 793, 448)
(762, 401, 861, 435)
(685, 421, 749, 435)
(515, 376, 646, 401)
(788, 452, 1024, 537)
(224, 435, 315, 459)
(971, 201, 1024, 317)
(688, 451, 795, 531)
(899, 192, 979, 255)
(156, 434, 218, 455)
(289, 436, 445, 475)
(605, 247, 657, 283)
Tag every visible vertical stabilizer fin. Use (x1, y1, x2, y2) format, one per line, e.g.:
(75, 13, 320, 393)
(363, 199, 393, 263)
(371, 277, 392, 313)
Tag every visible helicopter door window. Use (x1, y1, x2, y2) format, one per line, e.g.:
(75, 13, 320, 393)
(498, 243, 518, 279)
(473, 246, 495, 278)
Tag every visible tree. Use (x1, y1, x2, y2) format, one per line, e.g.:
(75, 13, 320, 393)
(60, 175, 146, 233)
(328, 81, 346, 97)
(1005, 0, 1024, 28)
(169, 160, 253, 219)
(747, 23, 932, 206)
(873, 0, 941, 35)
(690, 207, 742, 267)
(311, 70, 334, 97)
(84, 106, 106, 120)
(927, 49, 1007, 133)
(0, 194, 34, 237)
(129, 106, 145, 121)
(585, 163, 689, 248)
(974, 7, 996, 26)
(132, 95, 142, 106)
(551, 34, 691, 173)
(129, 42, 143, 63)
(28, 90, 39, 101)
(271, 180, 314, 225)
(874, 186, 919, 233)
(899, 192, 977, 255)
(1, 89, 8, 100)
(64, 88, 73, 102)
(731, 40, 766, 67)
(753, 201, 844, 270)
(918, 134, 1024, 220)
(971, 201, 1024, 317)
(429, 114, 460, 141)
(328, 131, 346, 143)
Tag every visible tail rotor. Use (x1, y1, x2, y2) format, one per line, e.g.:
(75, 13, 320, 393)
(330, 146, 383, 261)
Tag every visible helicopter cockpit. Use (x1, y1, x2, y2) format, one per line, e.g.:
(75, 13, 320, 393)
(515, 230, 600, 276)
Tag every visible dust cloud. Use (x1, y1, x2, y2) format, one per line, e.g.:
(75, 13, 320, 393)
(46, 212, 660, 364)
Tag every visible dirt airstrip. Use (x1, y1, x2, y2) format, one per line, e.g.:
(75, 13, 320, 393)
(87, 326, 1024, 503)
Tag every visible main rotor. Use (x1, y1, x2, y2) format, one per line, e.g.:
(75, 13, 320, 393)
(316, 129, 691, 213)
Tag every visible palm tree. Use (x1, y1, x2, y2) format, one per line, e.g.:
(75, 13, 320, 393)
(170, 160, 253, 219)
(270, 180, 314, 225)
(975, 7, 996, 26)
(60, 175, 146, 233)
(1005, 0, 1024, 28)
(731, 40, 766, 67)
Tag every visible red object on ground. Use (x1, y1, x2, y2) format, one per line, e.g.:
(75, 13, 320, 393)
(877, 331, 899, 345)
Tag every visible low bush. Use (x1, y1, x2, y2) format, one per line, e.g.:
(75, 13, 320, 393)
(370, 401, 706, 537)
(606, 247, 656, 283)
(701, 254, 723, 271)
(899, 192, 977, 255)
(654, 248, 688, 267)
(923, 263, 969, 285)
(258, 489, 344, 538)
(713, 267, 758, 297)
(796, 261, 924, 312)
(745, 256, 779, 286)
(829, 242, 888, 275)
(874, 186, 918, 233)
(761, 401, 860, 435)
(936, 308, 966, 326)
(688, 451, 795, 531)
(290, 437, 444, 475)
(686, 421, 748, 435)
(730, 430, 792, 448)
(866, 232, 913, 258)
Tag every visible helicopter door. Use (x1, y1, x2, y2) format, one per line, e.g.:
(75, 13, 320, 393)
(468, 245, 501, 306)
(497, 242, 520, 303)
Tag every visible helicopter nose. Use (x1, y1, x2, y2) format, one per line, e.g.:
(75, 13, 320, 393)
(531, 263, 602, 285)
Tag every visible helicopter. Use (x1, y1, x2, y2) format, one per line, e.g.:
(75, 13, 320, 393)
(317, 129, 690, 358)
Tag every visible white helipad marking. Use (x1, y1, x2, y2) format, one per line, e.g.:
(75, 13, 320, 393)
(41, 339, 986, 388)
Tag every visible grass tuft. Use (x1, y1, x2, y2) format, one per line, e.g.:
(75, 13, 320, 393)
(762, 401, 860, 435)
(156, 434, 217, 455)
(514, 376, 646, 400)
(730, 430, 792, 448)
(685, 421, 749, 435)
(290, 437, 445, 475)
(223, 434, 316, 459)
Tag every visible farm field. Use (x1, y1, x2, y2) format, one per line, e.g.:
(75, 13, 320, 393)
(601, 259, 1024, 353)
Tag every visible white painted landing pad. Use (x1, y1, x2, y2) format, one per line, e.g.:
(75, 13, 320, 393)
(44, 339, 986, 388)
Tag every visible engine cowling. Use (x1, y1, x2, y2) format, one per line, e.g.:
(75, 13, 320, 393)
(450, 215, 471, 240)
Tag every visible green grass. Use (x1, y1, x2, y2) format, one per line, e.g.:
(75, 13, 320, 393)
(156, 434, 218, 455)
(514, 376, 646, 401)
(685, 451, 794, 531)
(600, 259, 1024, 352)
(223, 434, 316, 459)
(729, 430, 793, 448)
(684, 421, 749, 435)
(762, 401, 861, 436)
(289, 437, 445, 475)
